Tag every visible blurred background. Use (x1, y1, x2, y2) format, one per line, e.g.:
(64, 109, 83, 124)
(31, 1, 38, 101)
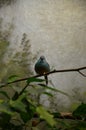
(0, 0, 86, 111)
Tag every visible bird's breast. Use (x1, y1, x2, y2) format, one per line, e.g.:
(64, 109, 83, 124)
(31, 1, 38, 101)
(35, 62, 50, 75)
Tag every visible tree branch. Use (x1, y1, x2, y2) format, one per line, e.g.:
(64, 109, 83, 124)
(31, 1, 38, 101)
(46, 66, 86, 76)
(0, 66, 86, 88)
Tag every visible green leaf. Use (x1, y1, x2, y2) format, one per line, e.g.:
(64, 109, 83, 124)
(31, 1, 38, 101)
(43, 92, 53, 97)
(0, 101, 14, 115)
(0, 113, 11, 126)
(20, 111, 31, 123)
(27, 77, 44, 84)
(0, 91, 10, 99)
(0, 99, 4, 103)
(32, 127, 40, 130)
(20, 111, 34, 123)
(36, 106, 56, 126)
(20, 99, 36, 123)
(76, 121, 86, 130)
(7, 75, 19, 83)
(10, 99, 26, 113)
(52, 112, 61, 118)
(73, 103, 86, 119)
(26, 98, 36, 107)
(39, 84, 70, 97)
(70, 102, 80, 111)
(18, 92, 27, 101)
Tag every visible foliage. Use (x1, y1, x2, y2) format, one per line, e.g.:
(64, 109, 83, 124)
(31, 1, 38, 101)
(0, 77, 56, 129)
(0, 0, 16, 7)
(36, 106, 56, 126)
(0, 76, 86, 130)
(73, 103, 86, 120)
(0, 30, 35, 83)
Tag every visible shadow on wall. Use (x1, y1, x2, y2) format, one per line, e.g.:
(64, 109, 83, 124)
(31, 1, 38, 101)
(0, 0, 16, 7)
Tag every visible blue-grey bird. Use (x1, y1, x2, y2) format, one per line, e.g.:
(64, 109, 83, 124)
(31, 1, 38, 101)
(35, 56, 50, 85)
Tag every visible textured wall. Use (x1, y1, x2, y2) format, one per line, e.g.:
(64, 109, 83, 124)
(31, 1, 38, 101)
(0, 0, 86, 110)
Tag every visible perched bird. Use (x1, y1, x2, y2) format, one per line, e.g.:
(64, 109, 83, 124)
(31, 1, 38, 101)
(34, 56, 50, 85)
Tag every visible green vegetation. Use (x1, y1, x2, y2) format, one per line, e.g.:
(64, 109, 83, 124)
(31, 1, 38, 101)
(0, 0, 16, 7)
(0, 76, 86, 130)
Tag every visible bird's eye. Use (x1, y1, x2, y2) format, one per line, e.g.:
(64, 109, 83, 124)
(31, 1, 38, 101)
(40, 56, 45, 60)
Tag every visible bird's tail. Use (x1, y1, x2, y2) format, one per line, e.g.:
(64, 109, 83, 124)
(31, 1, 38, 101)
(44, 75, 48, 85)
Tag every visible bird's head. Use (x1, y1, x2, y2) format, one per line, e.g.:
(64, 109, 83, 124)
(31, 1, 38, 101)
(40, 56, 45, 61)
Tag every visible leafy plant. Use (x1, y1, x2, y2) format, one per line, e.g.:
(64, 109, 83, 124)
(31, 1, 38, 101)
(0, 75, 86, 130)
(72, 103, 86, 120)
(0, 76, 60, 130)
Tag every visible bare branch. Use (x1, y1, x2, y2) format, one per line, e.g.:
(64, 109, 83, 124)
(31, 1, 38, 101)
(46, 66, 86, 76)
(0, 66, 86, 88)
(78, 70, 86, 77)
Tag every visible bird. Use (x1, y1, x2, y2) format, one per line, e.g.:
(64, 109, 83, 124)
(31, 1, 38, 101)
(34, 56, 50, 85)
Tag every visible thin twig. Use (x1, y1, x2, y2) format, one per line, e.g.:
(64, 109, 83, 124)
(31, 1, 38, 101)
(18, 83, 29, 97)
(0, 66, 86, 88)
(78, 70, 86, 77)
